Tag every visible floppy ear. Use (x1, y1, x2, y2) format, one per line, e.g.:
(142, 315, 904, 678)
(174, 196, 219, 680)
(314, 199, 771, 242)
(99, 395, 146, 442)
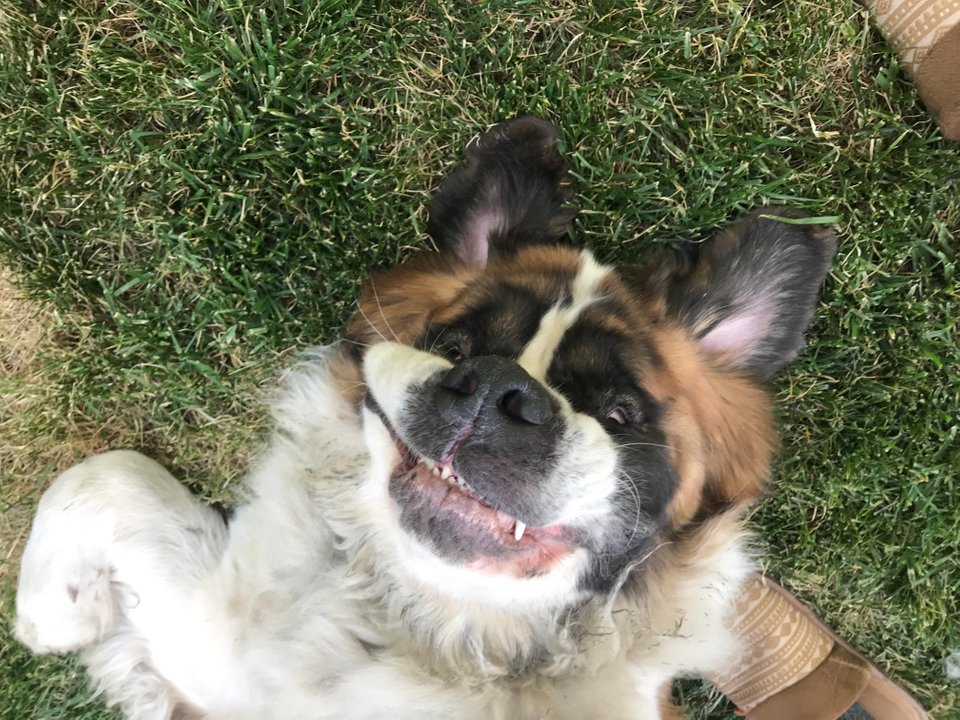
(646, 209, 837, 380)
(426, 116, 576, 268)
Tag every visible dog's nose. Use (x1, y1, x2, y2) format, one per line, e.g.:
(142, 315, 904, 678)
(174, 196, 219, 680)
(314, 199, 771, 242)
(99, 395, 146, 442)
(436, 356, 554, 426)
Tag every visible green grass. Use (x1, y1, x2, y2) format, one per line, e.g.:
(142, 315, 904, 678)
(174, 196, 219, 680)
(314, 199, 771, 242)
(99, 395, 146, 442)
(1, 0, 957, 717)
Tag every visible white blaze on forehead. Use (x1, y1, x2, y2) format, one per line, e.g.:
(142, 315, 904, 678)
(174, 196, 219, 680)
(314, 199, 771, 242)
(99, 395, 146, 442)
(517, 251, 611, 381)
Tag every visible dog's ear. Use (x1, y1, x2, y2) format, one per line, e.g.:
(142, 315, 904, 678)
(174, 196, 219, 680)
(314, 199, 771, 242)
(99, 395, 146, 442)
(427, 116, 576, 269)
(644, 209, 837, 380)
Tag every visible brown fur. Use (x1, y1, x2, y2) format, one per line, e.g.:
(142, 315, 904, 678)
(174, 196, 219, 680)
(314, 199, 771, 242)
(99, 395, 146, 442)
(591, 268, 776, 528)
(644, 326, 776, 527)
(347, 245, 776, 537)
(346, 253, 478, 348)
(347, 246, 583, 349)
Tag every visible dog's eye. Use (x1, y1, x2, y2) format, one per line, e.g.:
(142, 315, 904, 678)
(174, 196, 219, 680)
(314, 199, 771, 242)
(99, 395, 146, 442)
(604, 401, 644, 428)
(436, 336, 468, 363)
(444, 344, 465, 363)
(423, 328, 470, 363)
(606, 407, 628, 426)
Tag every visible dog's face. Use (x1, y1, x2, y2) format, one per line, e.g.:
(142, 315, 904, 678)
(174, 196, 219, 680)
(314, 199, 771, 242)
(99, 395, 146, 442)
(347, 118, 835, 608)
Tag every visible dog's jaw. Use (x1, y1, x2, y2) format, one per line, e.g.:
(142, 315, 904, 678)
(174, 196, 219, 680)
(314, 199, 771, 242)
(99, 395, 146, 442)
(382, 411, 580, 576)
(361, 405, 594, 609)
(359, 341, 605, 609)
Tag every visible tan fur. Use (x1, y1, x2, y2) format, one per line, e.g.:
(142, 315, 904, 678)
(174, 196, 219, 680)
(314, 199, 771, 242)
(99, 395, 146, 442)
(347, 254, 478, 348)
(645, 327, 776, 527)
(323, 344, 367, 409)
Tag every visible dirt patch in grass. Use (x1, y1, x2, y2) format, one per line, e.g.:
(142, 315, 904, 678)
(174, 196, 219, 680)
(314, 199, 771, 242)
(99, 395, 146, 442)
(0, 268, 74, 590)
(0, 270, 50, 378)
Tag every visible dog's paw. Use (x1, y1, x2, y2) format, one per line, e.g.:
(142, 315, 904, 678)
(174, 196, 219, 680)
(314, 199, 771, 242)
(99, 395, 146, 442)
(13, 455, 127, 654)
(15, 561, 116, 654)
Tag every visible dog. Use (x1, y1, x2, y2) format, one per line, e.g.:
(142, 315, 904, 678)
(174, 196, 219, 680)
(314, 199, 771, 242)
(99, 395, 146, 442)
(14, 117, 836, 719)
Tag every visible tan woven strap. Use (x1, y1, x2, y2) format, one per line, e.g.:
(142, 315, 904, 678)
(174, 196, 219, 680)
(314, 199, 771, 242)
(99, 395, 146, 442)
(711, 576, 834, 712)
(863, 0, 960, 73)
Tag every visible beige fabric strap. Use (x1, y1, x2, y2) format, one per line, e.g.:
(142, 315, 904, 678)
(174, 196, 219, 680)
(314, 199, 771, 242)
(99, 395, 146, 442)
(711, 576, 834, 712)
(864, 0, 960, 73)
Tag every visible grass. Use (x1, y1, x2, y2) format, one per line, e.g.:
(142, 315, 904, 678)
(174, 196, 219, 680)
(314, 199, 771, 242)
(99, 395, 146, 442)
(0, 0, 957, 717)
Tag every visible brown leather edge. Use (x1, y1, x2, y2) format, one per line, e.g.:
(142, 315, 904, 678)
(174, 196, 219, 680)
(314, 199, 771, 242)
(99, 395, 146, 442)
(746, 644, 869, 720)
(915, 22, 960, 139)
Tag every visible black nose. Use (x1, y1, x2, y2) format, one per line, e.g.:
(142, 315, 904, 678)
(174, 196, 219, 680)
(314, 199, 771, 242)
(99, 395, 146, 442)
(436, 356, 555, 426)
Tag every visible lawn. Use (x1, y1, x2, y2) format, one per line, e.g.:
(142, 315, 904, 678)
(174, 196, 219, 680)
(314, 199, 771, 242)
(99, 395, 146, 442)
(0, 0, 958, 718)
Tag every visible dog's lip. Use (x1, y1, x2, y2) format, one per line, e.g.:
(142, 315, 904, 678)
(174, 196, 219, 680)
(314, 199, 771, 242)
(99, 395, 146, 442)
(368, 397, 566, 543)
(391, 425, 537, 540)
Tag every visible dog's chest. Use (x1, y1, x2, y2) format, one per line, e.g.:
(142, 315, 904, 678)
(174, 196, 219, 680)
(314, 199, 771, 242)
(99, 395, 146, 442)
(229, 574, 661, 720)
(272, 635, 655, 720)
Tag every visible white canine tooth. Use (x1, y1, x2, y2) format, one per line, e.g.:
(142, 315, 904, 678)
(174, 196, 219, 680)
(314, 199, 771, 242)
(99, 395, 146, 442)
(514, 521, 526, 541)
(422, 457, 435, 470)
(441, 466, 452, 481)
(431, 466, 441, 477)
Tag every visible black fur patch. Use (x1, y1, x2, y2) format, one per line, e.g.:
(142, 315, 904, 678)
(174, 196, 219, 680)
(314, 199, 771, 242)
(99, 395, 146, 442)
(420, 284, 551, 361)
(546, 320, 677, 592)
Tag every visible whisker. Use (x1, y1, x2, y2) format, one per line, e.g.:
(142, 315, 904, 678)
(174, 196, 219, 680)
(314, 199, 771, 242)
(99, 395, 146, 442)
(615, 441, 673, 452)
(603, 539, 672, 612)
(617, 469, 645, 547)
(633, 539, 669, 568)
(427, 323, 449, 356)
(355, 303, 389, 344)
(369, 278, 400, 343)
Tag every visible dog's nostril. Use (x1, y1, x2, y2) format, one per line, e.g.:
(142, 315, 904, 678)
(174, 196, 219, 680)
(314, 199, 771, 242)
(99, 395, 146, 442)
(437, 357, 555, 426)
(440, 365, 479, 396)
(498, 387, 552, 425)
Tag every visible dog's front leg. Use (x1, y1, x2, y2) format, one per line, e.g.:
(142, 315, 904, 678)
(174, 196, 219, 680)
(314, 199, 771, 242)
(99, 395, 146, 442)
(14, 450, 228, 673)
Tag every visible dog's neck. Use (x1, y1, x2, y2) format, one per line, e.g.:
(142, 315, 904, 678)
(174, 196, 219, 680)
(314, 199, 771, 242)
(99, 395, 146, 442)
(322, 515, 630, 684)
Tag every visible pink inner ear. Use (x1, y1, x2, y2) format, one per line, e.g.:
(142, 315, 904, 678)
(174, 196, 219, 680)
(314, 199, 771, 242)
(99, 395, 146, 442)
(458, 210, 504, 268)
(698, 310, 772, 363)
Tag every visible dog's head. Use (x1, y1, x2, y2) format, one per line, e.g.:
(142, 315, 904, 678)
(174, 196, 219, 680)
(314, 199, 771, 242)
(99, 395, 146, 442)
(345, 117, 835, 608)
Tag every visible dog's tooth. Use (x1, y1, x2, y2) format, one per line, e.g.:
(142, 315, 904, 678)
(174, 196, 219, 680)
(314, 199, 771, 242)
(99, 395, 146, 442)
(422, 457, 435, 470)
(431, 465, 441, 477)
(514, 521, 526, 541)
(441, 465, 452, 481)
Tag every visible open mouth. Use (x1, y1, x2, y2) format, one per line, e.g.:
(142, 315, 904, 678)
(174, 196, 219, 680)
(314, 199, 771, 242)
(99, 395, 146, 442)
(378, 413, 576, 577)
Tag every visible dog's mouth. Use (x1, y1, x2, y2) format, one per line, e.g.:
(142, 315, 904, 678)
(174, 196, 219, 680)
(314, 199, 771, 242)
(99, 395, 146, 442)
(380, 417, 577, 578)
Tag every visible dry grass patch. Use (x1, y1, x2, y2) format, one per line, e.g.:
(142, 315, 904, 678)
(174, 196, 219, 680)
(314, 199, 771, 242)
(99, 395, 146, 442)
(0, 268, 266, 593)
(0, 270, 112, 595)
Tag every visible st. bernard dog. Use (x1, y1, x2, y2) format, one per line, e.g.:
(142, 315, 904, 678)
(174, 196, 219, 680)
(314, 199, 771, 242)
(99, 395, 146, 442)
(14, 117, 836, 719)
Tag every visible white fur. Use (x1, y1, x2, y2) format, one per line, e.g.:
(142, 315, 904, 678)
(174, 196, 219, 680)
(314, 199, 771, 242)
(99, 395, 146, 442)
(15, 345, 752, 719)
(517, 251, 609, 381)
